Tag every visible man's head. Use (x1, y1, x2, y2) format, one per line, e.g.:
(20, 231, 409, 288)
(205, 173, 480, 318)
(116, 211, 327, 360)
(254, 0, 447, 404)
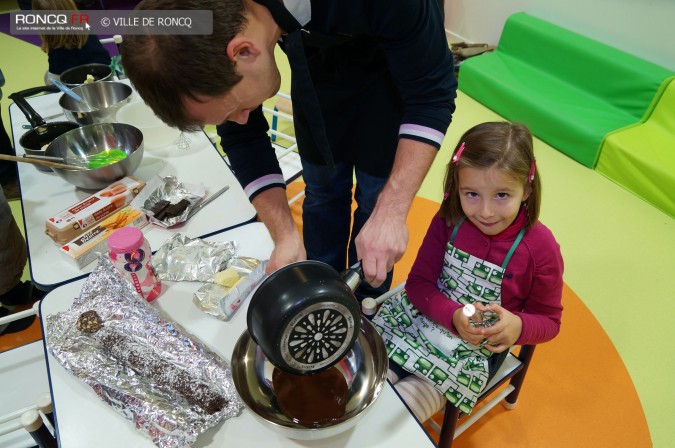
(121, 0, 281, 131)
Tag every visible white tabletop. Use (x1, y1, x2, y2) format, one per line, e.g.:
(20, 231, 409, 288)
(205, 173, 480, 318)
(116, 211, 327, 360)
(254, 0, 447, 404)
(9, 82, 257, 290)
(39, 222, 434, 448)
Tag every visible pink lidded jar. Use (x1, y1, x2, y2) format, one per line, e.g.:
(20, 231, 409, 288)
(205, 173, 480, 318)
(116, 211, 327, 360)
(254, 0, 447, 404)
(107, 227, 162, 302)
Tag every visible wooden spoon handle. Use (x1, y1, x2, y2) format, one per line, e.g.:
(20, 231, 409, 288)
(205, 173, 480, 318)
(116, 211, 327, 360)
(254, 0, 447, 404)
(0, 154, 87, 171)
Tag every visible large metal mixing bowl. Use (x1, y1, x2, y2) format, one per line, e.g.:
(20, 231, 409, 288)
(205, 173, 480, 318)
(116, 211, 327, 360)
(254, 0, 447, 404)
(45, 123, 144, 190)
(59, 81, 132, 125)
(231, 318, 388, 440)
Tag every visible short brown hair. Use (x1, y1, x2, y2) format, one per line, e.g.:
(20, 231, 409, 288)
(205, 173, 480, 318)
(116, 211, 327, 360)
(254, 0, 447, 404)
(33, 0, 87, 52)
(439, 122, 541, 228)
(120, 0, 247, 131)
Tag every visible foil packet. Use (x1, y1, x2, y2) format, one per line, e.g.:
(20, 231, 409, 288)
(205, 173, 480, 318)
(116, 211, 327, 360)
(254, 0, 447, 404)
(194, 258, 268, 321)
(45, 256, 243, 448)
(153, 233, 237, 282)
(131, 175, 205, 227)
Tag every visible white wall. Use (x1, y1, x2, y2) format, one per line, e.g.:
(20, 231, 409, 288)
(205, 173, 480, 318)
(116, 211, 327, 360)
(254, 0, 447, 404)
(445, 0, 675, 71)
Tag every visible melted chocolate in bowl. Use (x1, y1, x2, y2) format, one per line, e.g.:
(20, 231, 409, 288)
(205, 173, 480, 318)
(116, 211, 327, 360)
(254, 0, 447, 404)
(272, 366, 349, 428)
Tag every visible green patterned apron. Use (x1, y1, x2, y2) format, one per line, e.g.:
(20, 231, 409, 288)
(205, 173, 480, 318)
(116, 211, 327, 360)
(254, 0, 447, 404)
(372, 218, 525, 414)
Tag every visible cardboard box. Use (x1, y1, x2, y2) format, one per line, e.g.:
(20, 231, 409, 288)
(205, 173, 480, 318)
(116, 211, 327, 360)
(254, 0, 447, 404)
(60, 207, 148, 269)
(45, 177, 145, 244)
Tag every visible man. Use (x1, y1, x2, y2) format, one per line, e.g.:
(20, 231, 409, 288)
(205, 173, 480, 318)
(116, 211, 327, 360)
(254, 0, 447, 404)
(121, 0, 457, 296)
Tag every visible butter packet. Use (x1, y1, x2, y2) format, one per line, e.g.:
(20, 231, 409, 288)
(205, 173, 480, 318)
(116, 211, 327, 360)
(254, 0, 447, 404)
(193, 258, 267, 321)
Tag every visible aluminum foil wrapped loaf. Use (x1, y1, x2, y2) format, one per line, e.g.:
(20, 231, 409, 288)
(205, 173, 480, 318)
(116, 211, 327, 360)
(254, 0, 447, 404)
(152, 233, 237, 282)
(130, 175, 205, 227)
(45, 256, 243, 448)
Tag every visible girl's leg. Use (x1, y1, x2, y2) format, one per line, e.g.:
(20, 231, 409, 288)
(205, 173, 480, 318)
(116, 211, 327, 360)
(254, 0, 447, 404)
(393, 375, 446, 423)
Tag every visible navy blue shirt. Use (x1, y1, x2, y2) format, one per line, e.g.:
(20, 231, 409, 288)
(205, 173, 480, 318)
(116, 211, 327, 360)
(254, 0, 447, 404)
(48, 35, 111, 75)
(219, 0, 457, 200)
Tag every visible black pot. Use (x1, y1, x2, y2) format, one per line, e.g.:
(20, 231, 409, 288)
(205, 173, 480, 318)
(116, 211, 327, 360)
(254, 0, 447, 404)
(9, 86, 80, 172)
(247, 261, 363, 375)
(59, 63, 113, 87)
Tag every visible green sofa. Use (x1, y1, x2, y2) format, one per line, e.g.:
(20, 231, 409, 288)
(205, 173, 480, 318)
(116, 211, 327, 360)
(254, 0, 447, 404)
(458, 12, 673, 168)
(596, 77, 675, 218)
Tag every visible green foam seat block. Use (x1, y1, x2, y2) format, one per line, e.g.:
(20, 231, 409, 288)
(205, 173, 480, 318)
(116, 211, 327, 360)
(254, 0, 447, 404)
(597, 77, 675, 218)
(458, 12, 673, 168)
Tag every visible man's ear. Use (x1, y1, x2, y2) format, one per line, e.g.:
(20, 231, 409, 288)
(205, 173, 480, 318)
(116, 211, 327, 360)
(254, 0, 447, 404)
(226, 36, 261, 63)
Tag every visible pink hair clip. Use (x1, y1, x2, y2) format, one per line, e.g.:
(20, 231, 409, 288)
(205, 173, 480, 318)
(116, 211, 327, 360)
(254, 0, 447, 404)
(443, 192, 449, 200)
(452, 142, 465, 165)
(528, 158, 537, 183)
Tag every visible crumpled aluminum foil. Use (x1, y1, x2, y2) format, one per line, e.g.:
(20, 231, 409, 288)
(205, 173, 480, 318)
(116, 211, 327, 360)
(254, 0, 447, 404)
(194, 258, 268, 321)
(131, 175, 205, 227)
(45, 256, 243, 448)
(153, 233, 237, 282)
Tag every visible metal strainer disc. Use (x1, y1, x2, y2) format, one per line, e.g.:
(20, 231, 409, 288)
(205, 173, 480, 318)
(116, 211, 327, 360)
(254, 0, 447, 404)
(279, 302, 357, 373)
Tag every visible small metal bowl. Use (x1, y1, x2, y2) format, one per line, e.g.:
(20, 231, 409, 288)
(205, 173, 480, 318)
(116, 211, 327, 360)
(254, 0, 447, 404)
(59, 81, 133, 125)
(231, 318, 388, 440)
(45, 123, 144, 190)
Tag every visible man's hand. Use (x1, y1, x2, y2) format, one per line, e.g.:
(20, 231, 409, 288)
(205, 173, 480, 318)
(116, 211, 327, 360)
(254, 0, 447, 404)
(251, 187, 306, 275)
(267, 232, 306, 274)
(355, 139, 437, 287)
(355, 207, 408, 287)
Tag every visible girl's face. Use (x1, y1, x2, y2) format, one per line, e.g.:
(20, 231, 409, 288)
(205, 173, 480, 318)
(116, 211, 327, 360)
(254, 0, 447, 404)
(457, 166, 529, 236)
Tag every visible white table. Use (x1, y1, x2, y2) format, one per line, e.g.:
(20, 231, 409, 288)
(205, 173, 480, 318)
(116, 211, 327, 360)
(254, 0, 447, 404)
(39, 222, 435, 448)
(9, 82, 257, 290)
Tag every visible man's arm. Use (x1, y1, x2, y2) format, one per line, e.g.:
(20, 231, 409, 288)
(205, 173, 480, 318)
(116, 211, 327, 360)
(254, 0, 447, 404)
(355, 138, 436, 286)
(219, 106, 307, 272)
(251, 186, 306, 274)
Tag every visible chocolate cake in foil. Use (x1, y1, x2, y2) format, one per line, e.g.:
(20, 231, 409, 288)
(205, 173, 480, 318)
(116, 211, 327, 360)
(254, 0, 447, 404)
(45, 256, 242, 447)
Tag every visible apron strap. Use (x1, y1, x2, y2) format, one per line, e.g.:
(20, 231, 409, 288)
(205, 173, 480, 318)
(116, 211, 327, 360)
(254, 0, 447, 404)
(449, 216, 467, 245)
(501, 227, 526, 269)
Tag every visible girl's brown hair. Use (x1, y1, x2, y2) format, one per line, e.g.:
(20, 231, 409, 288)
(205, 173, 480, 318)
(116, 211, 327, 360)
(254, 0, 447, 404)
(33, 0, 87, 52)
(439, 122, 541, 228)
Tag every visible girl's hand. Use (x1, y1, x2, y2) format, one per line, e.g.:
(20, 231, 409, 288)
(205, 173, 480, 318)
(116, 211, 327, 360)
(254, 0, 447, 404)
(474, 303, 522, 353)
(452, 307, 486, 346)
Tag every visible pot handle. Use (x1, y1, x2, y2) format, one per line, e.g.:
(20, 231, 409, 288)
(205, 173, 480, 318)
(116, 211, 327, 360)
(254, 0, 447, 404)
(8, 85, 59, 128)
(341, 262, 364, 292)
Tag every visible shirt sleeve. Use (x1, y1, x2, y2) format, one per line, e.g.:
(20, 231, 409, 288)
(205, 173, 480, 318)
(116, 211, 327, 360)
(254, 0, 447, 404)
(405, 214, 462, 333)
(217, 105, 286, 201)
(370, 0, 457, 149)
(513, 227, 565, 345)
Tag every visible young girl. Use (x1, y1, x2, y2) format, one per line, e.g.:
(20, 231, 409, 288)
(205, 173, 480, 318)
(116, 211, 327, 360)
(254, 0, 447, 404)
(33, 0, 111, 83)
(372, 121, 564, 421)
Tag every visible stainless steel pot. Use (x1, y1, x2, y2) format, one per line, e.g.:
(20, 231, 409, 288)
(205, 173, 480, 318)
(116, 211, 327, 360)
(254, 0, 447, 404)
(8, 86, 80, 172)
(247, 261, 363, 375)
(59, 81, 132, 125)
